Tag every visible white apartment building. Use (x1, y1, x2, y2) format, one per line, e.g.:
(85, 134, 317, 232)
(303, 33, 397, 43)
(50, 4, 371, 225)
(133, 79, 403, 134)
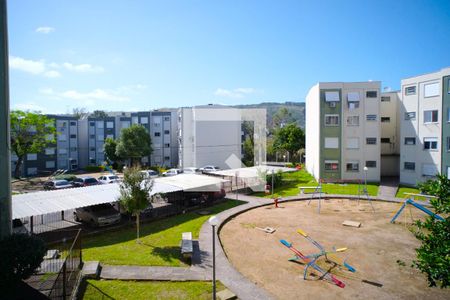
(399, 67, 450, 185)
(306, 81, 382, 182)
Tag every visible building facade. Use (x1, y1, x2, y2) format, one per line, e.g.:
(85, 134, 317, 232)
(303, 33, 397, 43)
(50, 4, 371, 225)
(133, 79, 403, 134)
(306, 81, 382, 182)
(380, 91, 401, 176)
(399, 67, 450, 185)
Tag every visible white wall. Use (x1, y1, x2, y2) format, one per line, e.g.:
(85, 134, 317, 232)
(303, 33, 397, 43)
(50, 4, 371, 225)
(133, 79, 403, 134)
(305, 84, 320, 180)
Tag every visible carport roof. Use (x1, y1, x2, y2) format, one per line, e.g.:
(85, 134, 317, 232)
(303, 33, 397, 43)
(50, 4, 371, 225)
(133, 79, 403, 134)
(209, 166, 296, 178)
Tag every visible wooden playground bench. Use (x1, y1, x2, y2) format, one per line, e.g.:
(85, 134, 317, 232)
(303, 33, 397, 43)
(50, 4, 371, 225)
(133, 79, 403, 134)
(181, 232, 193, 259)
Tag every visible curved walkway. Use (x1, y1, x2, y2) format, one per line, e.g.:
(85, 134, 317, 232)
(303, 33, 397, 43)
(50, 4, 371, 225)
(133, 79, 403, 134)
(99, 193, 405, 299)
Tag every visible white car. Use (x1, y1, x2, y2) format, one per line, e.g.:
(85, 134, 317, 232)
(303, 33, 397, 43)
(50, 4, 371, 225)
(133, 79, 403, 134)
(163, 168, 182, 176)
(183, 167, 200, 174)
(140, 170, 159, 179)
(98, 175, 120, 184)
(200, 165, 221, 173)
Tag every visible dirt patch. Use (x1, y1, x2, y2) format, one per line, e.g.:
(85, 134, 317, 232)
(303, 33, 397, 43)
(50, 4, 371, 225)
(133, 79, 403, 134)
(220, 199, 449, 300)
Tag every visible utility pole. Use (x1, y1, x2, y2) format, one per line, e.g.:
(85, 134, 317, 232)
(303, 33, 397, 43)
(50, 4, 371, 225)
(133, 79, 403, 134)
(0, 0, 11, 238)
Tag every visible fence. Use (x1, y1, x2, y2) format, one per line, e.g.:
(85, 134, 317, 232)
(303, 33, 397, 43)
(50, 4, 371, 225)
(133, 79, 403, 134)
(46, 229, 83, 300)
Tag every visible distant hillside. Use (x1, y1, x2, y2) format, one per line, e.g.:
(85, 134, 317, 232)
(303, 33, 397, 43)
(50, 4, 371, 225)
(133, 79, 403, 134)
(233, 101, 305, 129)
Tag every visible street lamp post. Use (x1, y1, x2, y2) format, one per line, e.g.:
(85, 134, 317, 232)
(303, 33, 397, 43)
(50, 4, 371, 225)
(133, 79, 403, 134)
(363, 166, 368, 193)
(208, 215, 219, 300)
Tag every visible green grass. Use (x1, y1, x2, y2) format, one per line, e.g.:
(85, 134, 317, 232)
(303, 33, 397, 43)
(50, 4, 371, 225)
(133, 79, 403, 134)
(82, 200, 244, 266)
(82, 280, 225, 300)
(395, 185, 431, 201)
(253, 169, 379, 198)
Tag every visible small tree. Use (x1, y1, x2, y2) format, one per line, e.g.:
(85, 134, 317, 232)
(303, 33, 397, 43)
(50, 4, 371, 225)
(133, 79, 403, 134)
(0, 234, 46, 293)
(72, 107, 89, 119)
(414, 174, 450, 288)
(104, 137, 121, 164)
(91, 110, 108, 118)
(273, 123, 304, 162)
(118, 166, 153, 243)
(116, 124, 152, 166)
(10, 110, 56, 178)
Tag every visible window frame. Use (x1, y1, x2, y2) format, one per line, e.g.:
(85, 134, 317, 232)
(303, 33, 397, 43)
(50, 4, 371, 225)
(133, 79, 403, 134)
(346, 161, 359, 172)
(366, 114, 377, 121)
(423, 137, 438, 151)
(365, 161, 377, 168)
(381, 117, 390, 123)
(404, 162, 415, 171)
(324, 114, 339, 127)
(404, 137, 416, 145)
(324, 160, 339, 171)
(366, 137, 377, 145)
(423, 110, 439, 124)
(366, 91, 378, 98)
(346, 116, 359, 126)
(405, 112, 416, 120)
(405, 86, 416, 96)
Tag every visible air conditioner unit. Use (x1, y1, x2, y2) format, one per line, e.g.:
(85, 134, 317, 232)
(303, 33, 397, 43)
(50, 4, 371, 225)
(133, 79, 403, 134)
(329, 102, 336, 108)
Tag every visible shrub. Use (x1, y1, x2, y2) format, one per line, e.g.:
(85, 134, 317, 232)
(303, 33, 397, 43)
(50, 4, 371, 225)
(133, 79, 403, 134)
(0, 234, 46, 292)
(266, 170, 283, 187)
(285, 163, 294, 168)
(84, 165, 105, 172)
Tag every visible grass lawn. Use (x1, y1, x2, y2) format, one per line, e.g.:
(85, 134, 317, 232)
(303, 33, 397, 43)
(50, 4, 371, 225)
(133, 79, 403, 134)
(253, 169, 379, 198)
(82, 280, 225, 300)
(82, 200, 244, 266)
(395, 185, 431, 201)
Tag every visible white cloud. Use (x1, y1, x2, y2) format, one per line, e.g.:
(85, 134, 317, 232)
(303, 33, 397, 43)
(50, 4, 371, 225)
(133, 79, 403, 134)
(44, 70, 61, 78)
(41, 87, 131, 106)
(12, 102, 46, 112)
(9, 56, 46, 74)
(62, 62, 104, 73)
(214, 87, 258, 98)
(36, 26, 55, 34)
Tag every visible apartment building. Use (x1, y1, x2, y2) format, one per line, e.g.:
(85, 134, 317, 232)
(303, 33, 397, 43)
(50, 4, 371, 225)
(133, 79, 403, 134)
(11, 115, 80, 176)
(150, 110, 178, 167)
(305, 81, 382, 182)
(380, 91, 401, 176)
(399, 67, 450, 185)
(178, 106, 243, 169)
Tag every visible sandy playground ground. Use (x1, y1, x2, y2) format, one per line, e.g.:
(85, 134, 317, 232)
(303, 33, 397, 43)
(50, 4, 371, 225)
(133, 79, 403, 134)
(220, 199, 450, 300)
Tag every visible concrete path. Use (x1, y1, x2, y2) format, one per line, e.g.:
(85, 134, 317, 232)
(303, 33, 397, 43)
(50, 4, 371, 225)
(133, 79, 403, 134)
(378, 176, 400, 198)
(101, 265, 211, 281)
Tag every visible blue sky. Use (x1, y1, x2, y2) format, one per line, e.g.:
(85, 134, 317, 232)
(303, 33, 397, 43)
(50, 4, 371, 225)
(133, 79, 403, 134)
(7, 0, 450, 114)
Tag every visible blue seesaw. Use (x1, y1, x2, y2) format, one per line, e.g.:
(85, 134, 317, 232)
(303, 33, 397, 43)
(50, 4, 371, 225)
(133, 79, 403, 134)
(391, 198, 444, 223)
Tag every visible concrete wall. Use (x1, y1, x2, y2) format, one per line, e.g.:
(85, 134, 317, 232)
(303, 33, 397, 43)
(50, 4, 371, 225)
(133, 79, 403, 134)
(305, 84, 321, 180)
(442, 75, 450, 178)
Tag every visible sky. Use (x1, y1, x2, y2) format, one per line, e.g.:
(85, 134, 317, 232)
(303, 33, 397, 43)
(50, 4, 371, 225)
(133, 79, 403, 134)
(7, 0, 450, 114)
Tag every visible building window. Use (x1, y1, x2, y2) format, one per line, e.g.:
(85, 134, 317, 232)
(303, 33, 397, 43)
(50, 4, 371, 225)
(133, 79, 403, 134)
(346, 137, 359, 149)
(46, 161, 55, 169)
(404, 162, 415, 171)
(447, 107, 450, 122)
(90, 159, 96, 164)
(141, 117, 149, 124)
(45, 148, 55, 155)
(366, 161, 377, 168)
(324, 114, 339, 126)
(70, 134, 76, 139)
(366, 138, 377, 145)
(424, 137, 438, 150)
(381, 96, 390, 102)
(121, 121, 130, 129)
(70, 121, 77, 126)
(347, 116, 359, 126)
(324, 160, 339, 171)
(132, 116, 138, 124)
(164, 116, 170, 121)
(424, 82, 439, 98)
(58, 148, 67, 154)
(405, 86, 416, 95)
(154, 132, 161, 137)
(447, 137, 450, 152)
(424, 110, 438, 123)
(165, 143, 170, 148)
(164, 130, 170, 135)
(346, 161, 359, 172)
(106, 134, 114, 139)
(405, 112, 416, 120)
(164, 156, 170, 161)
(96, 121, 104, 129)
(58, 134, 67, 141)
(89, 134, 95, 139)
(90, 147, 95, 151)
(381, 117, 390, 123)
(422, 164, 438, 177)
(90, 122, 95, 127)
(366, 114, 377, 121)
(404, 137, 416, 145)
(97, 134, 104, 141)
(27, 153, 37, 160)
(324, 137, 339, 149)
(366, 91, 378, 98)
(106, 121, 114, 129)
(381, 138, 390, 143)
(27, 168, 37, 175)
(325, 91, 340, 102)
(347, 92, 360, 110)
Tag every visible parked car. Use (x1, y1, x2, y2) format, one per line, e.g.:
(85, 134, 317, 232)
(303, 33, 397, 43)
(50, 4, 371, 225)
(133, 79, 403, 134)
(140, 170, 159, 179)
(183, 167, 200, 174)
(73, 203, 121, 227)
(72, 176, 100, 187)
(162, 168, 182, 176)
(43, 179, 73, 190)
(98, 175, 120, 184)
(199, 165, 221, 173)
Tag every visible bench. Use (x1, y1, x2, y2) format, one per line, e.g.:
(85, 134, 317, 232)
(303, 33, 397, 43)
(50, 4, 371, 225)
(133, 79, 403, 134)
(298, 186, 321, 194)
(181, 232, 193, 259)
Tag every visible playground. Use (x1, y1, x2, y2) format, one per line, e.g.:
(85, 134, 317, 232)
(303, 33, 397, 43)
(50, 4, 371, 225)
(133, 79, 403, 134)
(220, 198, 449, 299)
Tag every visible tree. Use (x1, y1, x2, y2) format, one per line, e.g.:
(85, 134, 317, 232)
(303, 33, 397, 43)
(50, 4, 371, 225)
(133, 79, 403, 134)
(116, 124, 152, 166)
(118, 166, 153, 243)
(10, 111, 56, 178)
(272, 123, 305, 162)
(91, 110, 108, 118)
(272, 107, 293, 129)
(0, 234, 46, 293)
(104, 137, 121, 163)
(242, 121, 254, 167)
(72, 107, 89, 119)
(414, 174, 450, 288)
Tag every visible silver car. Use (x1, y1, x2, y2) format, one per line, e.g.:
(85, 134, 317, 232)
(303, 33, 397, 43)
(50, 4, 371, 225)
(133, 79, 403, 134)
(74, 203, 121, 227)
(98, 175, 120, 184)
